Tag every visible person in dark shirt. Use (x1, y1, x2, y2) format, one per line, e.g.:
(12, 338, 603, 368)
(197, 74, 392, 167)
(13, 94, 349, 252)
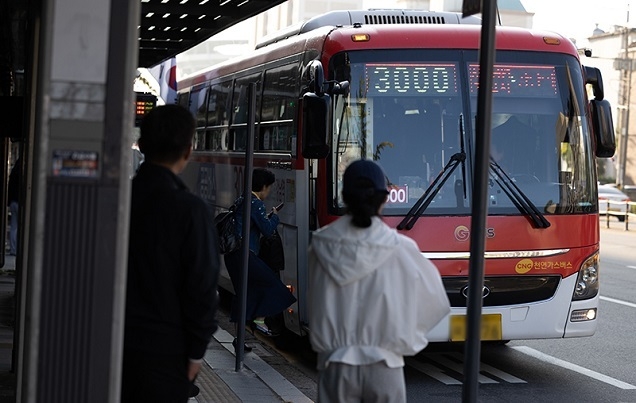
(121, 105, 220, 402)
(491, 115, 538, 173)
(7, 157, 20, 256)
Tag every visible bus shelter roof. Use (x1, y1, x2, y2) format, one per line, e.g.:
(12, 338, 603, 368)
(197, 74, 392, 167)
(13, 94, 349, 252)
(138, 0, 286, 68)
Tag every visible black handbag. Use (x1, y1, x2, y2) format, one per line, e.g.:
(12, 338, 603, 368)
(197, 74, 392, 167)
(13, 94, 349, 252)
(215, 205, 241, 254)
(259, 229, 284, 273)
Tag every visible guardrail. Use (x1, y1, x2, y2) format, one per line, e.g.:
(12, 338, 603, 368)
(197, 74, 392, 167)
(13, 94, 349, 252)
(600, 199, 636, 231)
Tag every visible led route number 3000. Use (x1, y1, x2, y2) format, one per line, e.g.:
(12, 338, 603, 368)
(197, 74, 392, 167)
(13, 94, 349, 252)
(366, 63, 458, 96)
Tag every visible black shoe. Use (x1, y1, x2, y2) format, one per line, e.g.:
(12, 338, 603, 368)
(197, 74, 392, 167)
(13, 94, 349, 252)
(189, 383, 200, 398)
(264, 316, 284, 337)
(232, 338, 253, 352)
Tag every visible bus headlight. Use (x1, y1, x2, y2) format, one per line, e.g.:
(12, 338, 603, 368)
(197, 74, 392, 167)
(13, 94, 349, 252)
(572, 253, 599, 300)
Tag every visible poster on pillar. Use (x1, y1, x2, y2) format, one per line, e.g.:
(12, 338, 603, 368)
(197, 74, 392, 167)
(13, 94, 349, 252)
(52, 150, 99, 178)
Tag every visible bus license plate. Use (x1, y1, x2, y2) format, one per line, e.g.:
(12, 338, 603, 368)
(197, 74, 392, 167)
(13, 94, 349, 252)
(449, 314, 502, 342)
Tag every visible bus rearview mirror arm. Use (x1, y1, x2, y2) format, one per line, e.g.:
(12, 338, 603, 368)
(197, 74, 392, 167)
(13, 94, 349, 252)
(307, 60, 349, 96)
(308, 60, 325, 95)
(323, 80, 350, 95)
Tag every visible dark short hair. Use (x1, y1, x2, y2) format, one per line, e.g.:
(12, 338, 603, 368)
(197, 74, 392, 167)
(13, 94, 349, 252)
(138, 105, 195, 163)
(342, 160, 388, 228)
(252, 168, 276, 192)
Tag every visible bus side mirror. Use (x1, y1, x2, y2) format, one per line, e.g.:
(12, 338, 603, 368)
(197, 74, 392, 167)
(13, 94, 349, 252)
(584, 66, 604, 101)
(590, 99, 615, 158)
(301, 92, 331, 159)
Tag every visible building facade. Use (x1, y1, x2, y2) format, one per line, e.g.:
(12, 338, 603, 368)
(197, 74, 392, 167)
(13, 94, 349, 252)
(586, 27, 636, 187)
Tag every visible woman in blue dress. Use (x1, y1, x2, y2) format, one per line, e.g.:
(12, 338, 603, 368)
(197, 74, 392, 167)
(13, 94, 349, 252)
(224, 168, 296, 350)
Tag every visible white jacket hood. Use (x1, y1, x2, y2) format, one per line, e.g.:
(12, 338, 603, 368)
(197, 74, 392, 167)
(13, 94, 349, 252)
(308, 215, 451, 370)
(310, 216, 400, 286)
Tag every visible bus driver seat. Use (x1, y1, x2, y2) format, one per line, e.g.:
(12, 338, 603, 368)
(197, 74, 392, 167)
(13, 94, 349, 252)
(373, 100, 405, 185)
(491, 115, 539, 176)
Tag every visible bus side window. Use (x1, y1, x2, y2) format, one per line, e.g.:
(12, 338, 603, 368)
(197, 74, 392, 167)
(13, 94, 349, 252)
(177, 92, 189, 108)
(207, 81, 232, 151)
(208, 81, 232, 127)
(207, 128, 228, 151)
(189, 84, 208, 130)
(190, 84, 208, 151)
(193, 129, 206, 151)
(230, 74, 261, 151)
(261, 63, 299, 151)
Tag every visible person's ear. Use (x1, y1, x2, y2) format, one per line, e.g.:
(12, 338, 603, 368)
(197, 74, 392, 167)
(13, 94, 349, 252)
(184, 147, 192, 161)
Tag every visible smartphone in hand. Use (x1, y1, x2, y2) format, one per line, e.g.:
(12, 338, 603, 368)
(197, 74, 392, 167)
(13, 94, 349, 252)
(269, 202, 284, 218)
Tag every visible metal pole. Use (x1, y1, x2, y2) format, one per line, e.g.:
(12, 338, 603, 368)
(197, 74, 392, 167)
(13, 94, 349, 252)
(621, 58, 632, 188)
(462, 0, 497, 401)
(618, 27, 631, 188)
(235, 82, 256, 371)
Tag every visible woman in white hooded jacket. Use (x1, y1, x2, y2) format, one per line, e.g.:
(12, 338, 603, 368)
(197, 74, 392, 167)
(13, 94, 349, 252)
(308, 159, 451, 403)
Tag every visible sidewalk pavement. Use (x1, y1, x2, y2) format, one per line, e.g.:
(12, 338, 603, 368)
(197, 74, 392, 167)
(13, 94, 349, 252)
(0, 255, 315, 403)
(199, 328, 314, 403)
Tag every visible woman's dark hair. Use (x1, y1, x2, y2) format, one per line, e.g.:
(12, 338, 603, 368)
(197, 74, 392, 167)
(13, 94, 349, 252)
(342, 178, 387, 228)
(138, 104, 195, 163)
(341, 159, 388, 228)
(252, 168, 276, 192)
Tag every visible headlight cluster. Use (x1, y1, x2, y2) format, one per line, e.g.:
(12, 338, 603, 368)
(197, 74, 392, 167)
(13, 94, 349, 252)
(572, 253, 599, 300)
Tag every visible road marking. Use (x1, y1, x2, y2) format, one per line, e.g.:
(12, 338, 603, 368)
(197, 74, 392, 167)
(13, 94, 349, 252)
(428, 354, 497, 384)
(512, 346, 636, 390)
(627, 265, 636, 270)
(406, 358, 462, 385)
(600, 295, 636, 308)
(448, 353, 526, 384)
(406, 353, 527, 385)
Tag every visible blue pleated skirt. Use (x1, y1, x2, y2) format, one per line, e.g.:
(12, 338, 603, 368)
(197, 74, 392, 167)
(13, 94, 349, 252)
(224, 250, 297, 323)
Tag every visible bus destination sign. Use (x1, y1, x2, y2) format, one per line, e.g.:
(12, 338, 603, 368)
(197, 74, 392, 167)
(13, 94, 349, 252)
(468, 64, 558, 97)
(365, 63, 458, 96)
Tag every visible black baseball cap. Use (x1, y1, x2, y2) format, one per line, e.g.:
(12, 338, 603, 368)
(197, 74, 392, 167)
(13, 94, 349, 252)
(342, 159, 389, 195)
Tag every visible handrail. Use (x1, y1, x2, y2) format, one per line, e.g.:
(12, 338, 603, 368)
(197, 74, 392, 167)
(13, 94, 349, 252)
(600, 199, 636, 231)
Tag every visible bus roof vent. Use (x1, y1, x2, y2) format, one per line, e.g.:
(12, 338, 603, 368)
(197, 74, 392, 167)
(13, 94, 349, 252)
(255, 9, 481, 49)
(364, 12, 447, 25)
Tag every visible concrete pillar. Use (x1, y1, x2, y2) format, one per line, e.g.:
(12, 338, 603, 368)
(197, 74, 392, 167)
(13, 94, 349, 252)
(20, 0, 139, 401)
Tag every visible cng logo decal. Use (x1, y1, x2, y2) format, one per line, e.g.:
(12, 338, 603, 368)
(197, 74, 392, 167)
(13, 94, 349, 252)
(515, 259, 534, 274)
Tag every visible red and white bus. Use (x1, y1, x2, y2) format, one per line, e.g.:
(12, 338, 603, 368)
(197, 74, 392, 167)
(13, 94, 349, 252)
(177, 10, 615, 342)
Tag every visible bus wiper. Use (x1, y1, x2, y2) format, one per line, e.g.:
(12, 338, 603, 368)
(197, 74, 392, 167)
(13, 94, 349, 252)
(397, 152, 466, 230)
(489, 158, 551, 229)
(455, 114, 467, 206)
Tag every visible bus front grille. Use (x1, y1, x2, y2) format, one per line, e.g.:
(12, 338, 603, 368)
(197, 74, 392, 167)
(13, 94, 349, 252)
(443, 276, 561, 307)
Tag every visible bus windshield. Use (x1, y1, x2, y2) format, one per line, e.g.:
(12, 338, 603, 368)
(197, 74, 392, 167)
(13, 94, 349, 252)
(330, 49, 597, 218)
